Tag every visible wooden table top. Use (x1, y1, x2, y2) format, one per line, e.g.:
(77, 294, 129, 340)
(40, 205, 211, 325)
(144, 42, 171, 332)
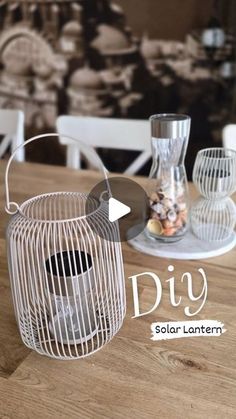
(0, 160, 236, 419)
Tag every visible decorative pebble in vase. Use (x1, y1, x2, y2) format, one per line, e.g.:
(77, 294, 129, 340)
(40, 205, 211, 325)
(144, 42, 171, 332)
(146, 114, 191, 242)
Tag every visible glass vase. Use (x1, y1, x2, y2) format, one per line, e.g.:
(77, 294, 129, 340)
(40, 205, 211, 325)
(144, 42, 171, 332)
(146, 114, 191, 243)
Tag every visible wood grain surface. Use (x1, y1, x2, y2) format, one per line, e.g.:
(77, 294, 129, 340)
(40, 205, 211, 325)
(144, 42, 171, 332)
(0, 160, 235, 419)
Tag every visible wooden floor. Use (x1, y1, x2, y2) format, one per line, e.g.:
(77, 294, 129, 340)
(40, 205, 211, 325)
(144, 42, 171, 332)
(0, 161, 236, 419)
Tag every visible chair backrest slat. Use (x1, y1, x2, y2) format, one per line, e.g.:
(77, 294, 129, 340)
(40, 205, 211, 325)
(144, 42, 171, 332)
(223, 124, 236, 151)
(56, 115, 151, 174)
(0, 109, 25, 161)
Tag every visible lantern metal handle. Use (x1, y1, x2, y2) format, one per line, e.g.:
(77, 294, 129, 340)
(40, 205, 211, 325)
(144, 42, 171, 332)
(5, 133, 110, 215)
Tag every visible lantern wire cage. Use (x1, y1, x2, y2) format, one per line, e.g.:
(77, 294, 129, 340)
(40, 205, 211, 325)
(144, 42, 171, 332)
(192, 147, 236, 200)
(5, 134, 126, 360)
(191, 147, 236, 243)
(191, 196, 236, 242)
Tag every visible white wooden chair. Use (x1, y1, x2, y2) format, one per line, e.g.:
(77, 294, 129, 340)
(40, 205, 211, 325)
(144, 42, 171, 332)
(222, 124, 236, 151)
(56, 115, 151, 175)
(0, 110, 25, 161)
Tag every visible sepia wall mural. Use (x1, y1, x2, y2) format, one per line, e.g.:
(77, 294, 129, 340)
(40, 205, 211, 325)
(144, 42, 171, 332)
(0, 0, 235, 173)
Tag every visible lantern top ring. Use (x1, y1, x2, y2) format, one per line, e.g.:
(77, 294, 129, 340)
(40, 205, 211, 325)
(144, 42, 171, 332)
(14, 191, 103, 223)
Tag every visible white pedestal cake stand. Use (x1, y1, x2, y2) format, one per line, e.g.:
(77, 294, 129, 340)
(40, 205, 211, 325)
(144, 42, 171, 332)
(128, 229, 236, 260)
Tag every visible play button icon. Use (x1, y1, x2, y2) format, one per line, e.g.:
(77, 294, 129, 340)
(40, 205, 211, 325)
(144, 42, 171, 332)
(108, 197, 131, 222)
(86, 176, 149, 242)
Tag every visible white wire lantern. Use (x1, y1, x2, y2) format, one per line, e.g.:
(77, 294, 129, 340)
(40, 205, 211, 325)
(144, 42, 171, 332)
(192, 147, 236, 200)
(5, 134, 126, 360)
(191, 197, 236, 242)
(191, 147, 236, 242)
